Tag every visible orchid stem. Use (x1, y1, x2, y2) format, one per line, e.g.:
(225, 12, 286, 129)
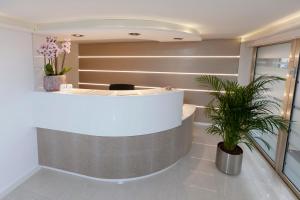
(55, 57, 58, 75)
(61, 52, 66, 73)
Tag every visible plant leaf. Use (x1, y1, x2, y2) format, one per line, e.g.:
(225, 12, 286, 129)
(252, 136, 271, 150)
(44, 64, 54, 76)
(59, 67, 72, 75)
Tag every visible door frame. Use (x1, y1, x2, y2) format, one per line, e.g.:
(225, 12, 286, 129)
(250, 39, 300, 199)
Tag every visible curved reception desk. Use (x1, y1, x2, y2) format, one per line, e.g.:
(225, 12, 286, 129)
(33, 88, 196, 180)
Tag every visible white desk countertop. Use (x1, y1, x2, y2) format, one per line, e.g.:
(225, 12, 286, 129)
(33, 88, 187, 137)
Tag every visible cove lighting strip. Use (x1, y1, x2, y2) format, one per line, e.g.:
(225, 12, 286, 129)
(78, 55, 240, 59)
(196, 105, 209, 109)
(196, 105, 219, 110)
(78, 82, 223, 93)
(79, 69, 238, 77)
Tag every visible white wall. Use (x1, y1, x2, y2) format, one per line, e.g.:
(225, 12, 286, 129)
(238, 43, 254, 86)
(0, 28, 38, 196)
(32, 34, 45, 90)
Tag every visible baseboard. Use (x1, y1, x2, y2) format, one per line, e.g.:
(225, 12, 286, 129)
(0, 166, 40, 199)
(41, 160, 179, 184)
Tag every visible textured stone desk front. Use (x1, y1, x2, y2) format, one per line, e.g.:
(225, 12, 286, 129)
(37, 112, 194, 179)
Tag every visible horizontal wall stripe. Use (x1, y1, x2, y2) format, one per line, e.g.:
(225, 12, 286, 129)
(78, 55, 240, 59)
(79, 58, 239, 74)
(79, 40, 241, 56)
(196, 105, 209, 108)
(195, 105, 219, 110)
(79, 72, 236, 90)
(78, 69, 238, 77)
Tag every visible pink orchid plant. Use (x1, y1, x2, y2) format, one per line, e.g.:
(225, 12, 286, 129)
(37, 36, 72, 76)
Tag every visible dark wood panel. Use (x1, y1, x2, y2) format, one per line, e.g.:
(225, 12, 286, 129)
(79, 72, 237, 90)
(79, 58, 239, 74)
(79, 40, 240, 56)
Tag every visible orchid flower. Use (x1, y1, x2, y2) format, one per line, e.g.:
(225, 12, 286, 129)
(37, 36, 72, 76)
(61, 39, 71, 54)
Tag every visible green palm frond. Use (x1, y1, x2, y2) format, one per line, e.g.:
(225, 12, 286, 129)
(196, 75, 225, 92)
(196, 75, 289, 152)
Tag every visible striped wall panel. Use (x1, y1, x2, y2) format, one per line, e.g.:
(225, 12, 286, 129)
(79, 40, 240, 56)
(78, 39, 241, 122)
(79, 72, 237, 90)
(79, 58, 239, 74)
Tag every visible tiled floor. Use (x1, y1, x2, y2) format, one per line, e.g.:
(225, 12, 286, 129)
(1, 125, 297, 200)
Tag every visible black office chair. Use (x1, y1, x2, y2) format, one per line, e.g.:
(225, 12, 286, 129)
(109, 84, 135, 90)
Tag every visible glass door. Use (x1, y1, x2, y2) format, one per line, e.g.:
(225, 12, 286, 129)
(252, 39, 300, 198)
(283, 66, 300, 190)
(252, 43, 291, 161)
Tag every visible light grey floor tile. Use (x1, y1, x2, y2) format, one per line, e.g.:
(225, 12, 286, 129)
(1, 125, 297, 200)
(2, 187, 51, 200)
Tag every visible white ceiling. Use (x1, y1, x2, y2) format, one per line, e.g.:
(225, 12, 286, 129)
(36, 19, 203, 42)
(1, 0, 300, 41)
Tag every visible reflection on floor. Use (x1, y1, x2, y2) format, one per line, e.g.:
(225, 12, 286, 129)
(1, 124, 297, 200)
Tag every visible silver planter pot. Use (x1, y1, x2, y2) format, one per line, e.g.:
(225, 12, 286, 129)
(43, 75, 66, 92)
(215, 142, 243, 175)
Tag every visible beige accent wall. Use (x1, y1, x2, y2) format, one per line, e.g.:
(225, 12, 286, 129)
(78, 39, 241, 122)
(59, 42, 79, 87)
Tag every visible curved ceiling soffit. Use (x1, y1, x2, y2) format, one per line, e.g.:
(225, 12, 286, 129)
(35, 19, 202, 42)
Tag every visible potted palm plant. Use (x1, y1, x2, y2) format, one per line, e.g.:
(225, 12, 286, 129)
(197, 75, 288, 175)
(37, 36, 72, 91)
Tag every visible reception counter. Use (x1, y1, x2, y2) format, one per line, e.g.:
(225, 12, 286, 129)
(33, 88, 183, 136)
(33, 88, 196, 180)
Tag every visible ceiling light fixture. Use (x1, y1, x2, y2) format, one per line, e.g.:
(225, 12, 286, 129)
(72, 34, 84, 37)
(129, 32, 141, 36)
(173, 37, 183, 40)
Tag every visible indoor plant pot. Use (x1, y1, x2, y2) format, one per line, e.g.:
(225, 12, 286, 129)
(43, 75, 66, 92)
(215, 142, 243, 175)
(197, 75, 288, 176)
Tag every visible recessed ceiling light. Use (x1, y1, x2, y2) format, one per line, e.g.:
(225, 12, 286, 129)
(129, 32, 141, 36)
(72, 34, 84, 37)
(173, 37, 183, 40)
